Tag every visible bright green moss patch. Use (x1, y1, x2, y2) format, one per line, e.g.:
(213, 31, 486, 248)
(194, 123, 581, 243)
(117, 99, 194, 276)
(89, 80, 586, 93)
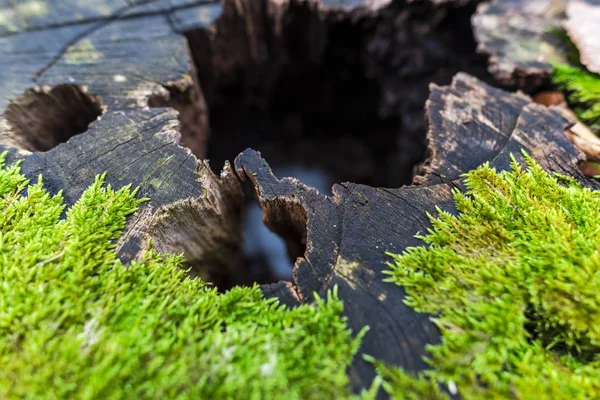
(552, 63, 600, 133)
(0, 153, 364, 399)
(383, 154, 600, 399)
(549, 29, 600, 134)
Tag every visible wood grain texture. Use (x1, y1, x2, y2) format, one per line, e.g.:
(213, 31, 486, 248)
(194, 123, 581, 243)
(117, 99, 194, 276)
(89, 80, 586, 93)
(0, 0, 224, 268)
(230, 73, 593, 389)
(0, 0, 211, 36)
(0, 0, 219, 151)
(0, 0, 595, 394)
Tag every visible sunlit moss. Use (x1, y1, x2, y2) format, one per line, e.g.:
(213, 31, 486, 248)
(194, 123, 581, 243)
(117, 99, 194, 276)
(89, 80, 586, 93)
(382, 153, 600, 399)
(549, 29, 600, 134)
(0, 152, 365, 399)
(553, 63, 600, 133)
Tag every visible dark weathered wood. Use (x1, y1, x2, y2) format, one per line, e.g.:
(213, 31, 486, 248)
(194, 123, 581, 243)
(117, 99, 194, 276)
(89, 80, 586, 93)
(416, 73, 532, 186)
(187, 0, 490, 187)
(1, 0, 596, 395)
(0, 0, 208, 36)
(472, 0, 569, 92)
(0, 0, 226, 271)
(0, 0, 218, 154)
(231, 73, 593, 389)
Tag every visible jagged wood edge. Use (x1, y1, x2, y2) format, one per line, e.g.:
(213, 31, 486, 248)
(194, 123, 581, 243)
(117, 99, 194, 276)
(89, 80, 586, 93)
(232, 73, 595, 389)
(1, 0, 594, 393)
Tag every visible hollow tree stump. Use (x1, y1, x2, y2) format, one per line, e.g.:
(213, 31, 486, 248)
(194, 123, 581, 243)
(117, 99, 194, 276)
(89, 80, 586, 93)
(0, 0, 595, 393)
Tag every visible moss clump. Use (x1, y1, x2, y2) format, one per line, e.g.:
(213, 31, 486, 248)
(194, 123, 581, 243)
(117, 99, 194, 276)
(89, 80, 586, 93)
(64, 39, 103, 65)
(0, 153, 364, 399)
(382, 154, 600, 399)
(552, 63, 600, 133)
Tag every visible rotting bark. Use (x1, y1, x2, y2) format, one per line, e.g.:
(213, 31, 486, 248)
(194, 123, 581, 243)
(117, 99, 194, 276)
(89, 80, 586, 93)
(147, 75, 210, 158)
(1, 0, 597, 395)
(142, 160, 276, 290)
(190, 0, 492, 188)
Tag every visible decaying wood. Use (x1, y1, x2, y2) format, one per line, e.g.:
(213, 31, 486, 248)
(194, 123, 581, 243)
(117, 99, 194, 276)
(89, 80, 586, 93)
(232, 73, 594, 388)
(532, 92, 600, 168)
(416, 73, 532, 186)
(0, 0, 597, 394)
(0, 0, 213, 156)
(564, 0, 600, 74)
(146, 160, 251, 289)
(472, 0, 568, 91)
(4, 84, 104, 152)
(189, 0, 490, 187)
(0, 0, 223, 272)
(564, 114, 600, 163)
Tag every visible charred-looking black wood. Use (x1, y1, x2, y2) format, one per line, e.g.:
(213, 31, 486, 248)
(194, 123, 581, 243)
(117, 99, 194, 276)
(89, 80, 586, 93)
(0, 0, 594, 395)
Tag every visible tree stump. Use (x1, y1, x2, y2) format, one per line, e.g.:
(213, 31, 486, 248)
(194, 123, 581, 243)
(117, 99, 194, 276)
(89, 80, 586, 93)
(0, 0, 595, 393)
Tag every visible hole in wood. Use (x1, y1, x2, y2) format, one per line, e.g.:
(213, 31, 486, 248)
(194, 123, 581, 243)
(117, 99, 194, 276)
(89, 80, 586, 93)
(156, 0, 493, 287)
(4, 84, 104, 152)
(243, 165, 330, 280)
(243, 198, 295, 282)
(192, 14, 401, 188)
(145, 161, 292, 291)
(181, 0, 490, 188)
(243, 179, 296, 282)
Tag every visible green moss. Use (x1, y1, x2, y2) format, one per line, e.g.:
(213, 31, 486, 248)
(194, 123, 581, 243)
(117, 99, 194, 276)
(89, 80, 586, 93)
(552, 63, 600, 133)
(365, 356, 448, 400)
(64, 39, 103, 65)
(335, 257, 362, 277)
(0, 153, 365, 399)
(18, 1, 49, 19)
(548, 29, 600, 134)
(382, 153, 600, 399)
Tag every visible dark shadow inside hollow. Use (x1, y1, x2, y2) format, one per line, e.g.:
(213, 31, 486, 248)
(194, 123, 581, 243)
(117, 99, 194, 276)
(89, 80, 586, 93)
(240, 157, 335, 283)
(524, 305, 597, 365)
(145, 161, 310, 290)
(5, 84, 103, 152)
(182, 0, 493, 189)
(242, 178, 308, 282)
(195, 3, 403, 188)
(171, 0, 494, 284)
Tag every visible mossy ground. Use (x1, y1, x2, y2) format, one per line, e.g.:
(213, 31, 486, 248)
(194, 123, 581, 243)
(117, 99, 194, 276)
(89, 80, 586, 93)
(0, 153, 365, 399)
(552, 63, 600, 134)
(381, 154, 600, 399)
